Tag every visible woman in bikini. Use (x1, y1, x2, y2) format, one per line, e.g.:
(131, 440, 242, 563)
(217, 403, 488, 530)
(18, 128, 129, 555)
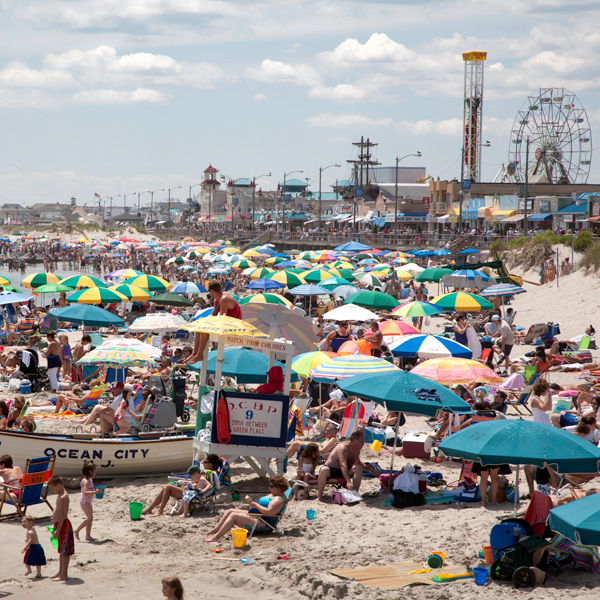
(0, 454, 23, 502)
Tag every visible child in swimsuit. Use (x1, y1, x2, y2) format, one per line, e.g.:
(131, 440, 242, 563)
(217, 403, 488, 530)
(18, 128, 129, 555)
(74, 462, 98, 541)
(22, 515, 46, 578)
(292, 443, 320, 500)
(59, 334, 71, 381)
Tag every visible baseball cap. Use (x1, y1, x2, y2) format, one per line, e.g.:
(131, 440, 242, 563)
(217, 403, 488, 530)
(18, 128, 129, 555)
(491, 315, 500, 321)
(187, 465, 201, 476)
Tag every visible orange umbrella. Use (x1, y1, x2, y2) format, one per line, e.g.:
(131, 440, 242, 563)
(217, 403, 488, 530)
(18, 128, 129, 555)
(378, 320, 420, 336)
(338, 339, 371, 356)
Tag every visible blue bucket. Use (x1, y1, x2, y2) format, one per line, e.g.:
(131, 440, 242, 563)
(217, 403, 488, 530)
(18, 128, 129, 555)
(20, 381, 32, 394)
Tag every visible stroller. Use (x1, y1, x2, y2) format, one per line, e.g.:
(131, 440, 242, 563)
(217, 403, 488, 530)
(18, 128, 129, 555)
(19, 348, 49, 393)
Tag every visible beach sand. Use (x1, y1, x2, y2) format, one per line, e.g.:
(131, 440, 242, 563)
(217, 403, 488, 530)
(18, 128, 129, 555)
(3, 245, 600, 598)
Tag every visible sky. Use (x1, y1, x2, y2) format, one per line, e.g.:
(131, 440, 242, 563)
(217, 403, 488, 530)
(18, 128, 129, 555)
(1, 0, 600, 209)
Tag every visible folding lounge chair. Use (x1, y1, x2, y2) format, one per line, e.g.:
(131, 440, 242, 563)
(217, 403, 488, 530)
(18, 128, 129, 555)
(0, 456, 56, 519)
(246, 487, 293, 538)
(88, 332, 103, 348)
(506, 373, 538, 415)
(189, 470, 221, 514)
(79, 384, 111, 412)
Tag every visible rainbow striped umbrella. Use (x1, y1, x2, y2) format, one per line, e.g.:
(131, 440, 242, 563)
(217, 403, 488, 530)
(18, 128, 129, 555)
(22, 272, 61, 289)
(108, 269, 143, 278)
(479, 283, 527, 298)
(124, 275, 171, 292)
(108, 284, 152, 301)
(411, 357, 503, 385)
(392, 301, 442, 318)
(310, 354, 399, 383)
(60, 275, 107, 290)
(291, 351, 338, 379)
(238, 293, 292, 307)
(431, 292, 493, 312)
(67, 287, 128, 304)
(77, 345, 156, 368)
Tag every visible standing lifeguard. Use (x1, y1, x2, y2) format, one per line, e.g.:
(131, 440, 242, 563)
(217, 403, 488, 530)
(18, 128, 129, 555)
(187, 280, 242, 363)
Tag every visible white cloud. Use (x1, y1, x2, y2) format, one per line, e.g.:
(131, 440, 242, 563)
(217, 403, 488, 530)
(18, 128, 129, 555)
(246, 59, 321, 87)
(395, 118, 463, 136)
(307, 113, 394, 128)
(253, 92, 267, 101)
(73, 88, 169, 104)
(319, 33, 415, 64)
(308, 84, 367, 101)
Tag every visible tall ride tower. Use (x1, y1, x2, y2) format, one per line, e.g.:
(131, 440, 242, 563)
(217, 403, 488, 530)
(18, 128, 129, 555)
(462, 51, 487, 184)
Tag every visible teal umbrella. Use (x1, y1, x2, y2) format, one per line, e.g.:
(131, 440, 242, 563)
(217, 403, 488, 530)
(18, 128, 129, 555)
(188, 347, 298, 384)
(320, 277, 353, 290)
(50, 305, 124, 327)
(549, 494, 600, 545)
(415, 268, 453, 283)
(344, 290, 399, 311)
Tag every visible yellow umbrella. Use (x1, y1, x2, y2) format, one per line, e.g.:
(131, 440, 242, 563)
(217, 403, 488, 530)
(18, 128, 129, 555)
(183, 315, 266, 337)
(395, 270, 413, 281)
(249, 267, 275, 280)
(108, 284, 152, 301)
(242, 250, 261, 258)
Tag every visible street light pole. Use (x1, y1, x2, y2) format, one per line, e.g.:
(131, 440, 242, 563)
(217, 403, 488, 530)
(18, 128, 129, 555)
(123, 192, 135, 213)
(107, 195, 121, 226)
(281, 170, 303, 233)
(168, 185, 182, 229)
(252, 173, 271, 232)
(318, 163, 341, 235)
(395, 152, 421, 244)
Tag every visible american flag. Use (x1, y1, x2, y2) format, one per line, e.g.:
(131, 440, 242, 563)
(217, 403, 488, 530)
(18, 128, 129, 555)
(94, 193, 101, 198)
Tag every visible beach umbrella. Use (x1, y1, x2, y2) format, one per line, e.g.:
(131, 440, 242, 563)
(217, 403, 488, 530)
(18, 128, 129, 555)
(232, 260, 257, 269)
(238, 293, 292, 307)
(459, 248, 480, 255)
(479, 283, 527, 298)
(338, 339, 371, 356)
(337, 370, 472, 417)
(240, 304, 319, 355)
(334, 268, 355, 281)
(124, 275, 171, 292)
(292, 284, 331, 296)
(442, 269, 492, 291)
(415, 268, 453, 283)
(249, 267, 275, 280)
(192, 307, 214, 320)
(393, 270, 413, 281)
(0, 291, 34, 305)
(246, 278, 286, 291)
(310, 355, 398, 383)
(291, 351, 338, 379)
(22, 272, 61, 289)
(98, 339, 161, 359)
(166, 256, 190, 265)
(59, 275, 107, 290)
(151, 292, 194, 307)
(67, 287, 128, 304)
(0, 286, 22, 293)
(0, 276, 10, 285)
(207, 266, 230, 275)
(320, 277, 353, 290)
(50, 305, 124, 328)
(397, 263, 425, 274)
(108, 284, 152, 301)
(264, 256, 286, 265)
(378, 320, 420, 336)
(388, 334, 473, 359)
(332, 285, 359, 300)
(183, 315, 266, 338)
(431, 292, 494, 312)
(322, 303, 379, 322)
(353, 272, 383, 287)
(189, 347, 298, 384)
(77, 345, 156, 368)
(392, 301, 442, 318)
(334, 241, 372, 252)
(266, 271, 305, 289)
(329, 261, 354, 270)
(433, 248, 453, 257)
(28, 283, 72, 294)
(291, 259, 313, 269)
(108, 269, 143, 278)
(549, 494, 600, 546)
(171, 282, 207, 295)
(242, 249, 261, 258)
(344, 290, 400, 311)
(303, 269, 338, 284)
(128, 313, 188, 333)
(411, 357, 502, 385)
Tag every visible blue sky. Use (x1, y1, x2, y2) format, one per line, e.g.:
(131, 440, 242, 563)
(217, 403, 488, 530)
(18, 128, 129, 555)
(1, 0, 599, 208)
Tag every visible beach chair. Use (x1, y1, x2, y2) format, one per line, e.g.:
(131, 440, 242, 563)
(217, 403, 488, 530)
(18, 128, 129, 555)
(0, 456, 56, 519)
(246, 488, 293, 538)
(339, 399, 366, 439)
(88, 332, 103, 348)
(39, 315, 59, 334)
(188, 470, 221, 514)
(523, 491, 554, 537)
(549, 533, 600, 572)
(523, 323, 547, 345)
(505, 373, 538, 415)
(80, 384, 111, 412)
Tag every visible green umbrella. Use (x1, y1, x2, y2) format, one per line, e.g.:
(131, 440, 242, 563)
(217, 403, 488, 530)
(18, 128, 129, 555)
(266, 270, 305, 288)
(344, 290, 399, 311)
(0, 285, 22, 293)
(353, 272, 383, 287)
(335, 268, 355, 281)
(50, 305, 124, 327)
(34, 283, 74, 294)
(320, 276, 353, 290)
(150, 292, 194, 307)
(60, 275, 107, 290)
(415, 268, 453, 283)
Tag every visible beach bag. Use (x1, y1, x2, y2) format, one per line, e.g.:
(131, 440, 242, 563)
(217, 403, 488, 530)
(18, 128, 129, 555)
(392, 468, 420, 494)
(332, 489, 363, 506)
(8, 378, 23, 392)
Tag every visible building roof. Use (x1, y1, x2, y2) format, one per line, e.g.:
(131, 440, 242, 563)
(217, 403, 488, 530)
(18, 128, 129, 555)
(204, 164, 218, 174)
(280, 178, 308, 188)
(232, 178, 252, 187)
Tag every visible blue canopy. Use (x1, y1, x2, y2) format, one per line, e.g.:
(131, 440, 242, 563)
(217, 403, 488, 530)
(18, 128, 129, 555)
(334, 241, 372, 252)
(527, 213, 553, 222)
(549, 493, 600, 545)
(50, 305, 125, 327)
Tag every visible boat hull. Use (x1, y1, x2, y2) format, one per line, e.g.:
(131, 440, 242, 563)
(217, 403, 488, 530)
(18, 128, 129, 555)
(0, 430, 194, 477)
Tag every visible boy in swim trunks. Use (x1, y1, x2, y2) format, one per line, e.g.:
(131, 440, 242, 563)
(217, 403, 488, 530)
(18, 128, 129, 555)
(48, 475, 75, 581)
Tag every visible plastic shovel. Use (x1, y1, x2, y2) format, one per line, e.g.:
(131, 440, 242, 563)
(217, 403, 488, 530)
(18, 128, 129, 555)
(212, 557, 256, 565)
(46, 526, 59, 550)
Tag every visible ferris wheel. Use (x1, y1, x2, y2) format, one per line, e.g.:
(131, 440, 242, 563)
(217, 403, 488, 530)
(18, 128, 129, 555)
(508, 87, 592, 184)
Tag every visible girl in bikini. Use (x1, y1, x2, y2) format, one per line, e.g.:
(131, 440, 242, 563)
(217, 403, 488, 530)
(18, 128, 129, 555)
(74, 462, 98, 541)
(292, 443, 320, 500)
(59, 334, 72, 381)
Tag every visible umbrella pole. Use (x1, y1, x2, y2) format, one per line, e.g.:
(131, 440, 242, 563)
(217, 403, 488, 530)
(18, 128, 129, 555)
(514, 464, 519, 518)
(387, 418, 400, 494)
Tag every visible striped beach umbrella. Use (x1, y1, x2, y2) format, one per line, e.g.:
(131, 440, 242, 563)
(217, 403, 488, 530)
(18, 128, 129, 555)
(265, 256, 287, 265)
(479, 283, 526, 298)
(232, 260, 257, 269)
(249, 267, 275, 280)
(22, 272, 60, 289)
(60, 275, 107, 290)
(320, 277, 353, 290)
(246, 279, 285, 291)
(266, 270, 305, 289)
(310, 355, 399, 383)
(67, 287, 128, 304)
(108, 284, 152, 301)
(378, 320, 420, 336)
(388, 334, 473, 359)
(183, 315, 266, 337)
(332, 285, 359, 299)
(302, 269, 337, 284)
(291, 350, 338, 379)
(33, 283, 73, 294)
(338, 339, 371, 356)
(171, 282, 207, 294)
(124, 275, 171, 292)
(292, 284, 331, 296)
(108, 269, 143, 278)
(128, 313, 188, 333)
(353, 272, 383, 287)
(411, 357, 503, 385)
(0, 276, 10, 285)
(431, 292, 494, 312)
(77, 345, 156, 368)
(392, 301, 442, 318)
(238, 293, 292, 307)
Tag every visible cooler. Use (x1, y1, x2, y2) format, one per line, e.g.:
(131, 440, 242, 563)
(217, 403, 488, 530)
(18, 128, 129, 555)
(418, 473, 428, 494)
(402, 431, 433, 459)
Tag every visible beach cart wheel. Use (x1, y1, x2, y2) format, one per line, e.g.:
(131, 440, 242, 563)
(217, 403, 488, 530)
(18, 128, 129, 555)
(181, 409, 190, 423)
(512, 566, 536, 589)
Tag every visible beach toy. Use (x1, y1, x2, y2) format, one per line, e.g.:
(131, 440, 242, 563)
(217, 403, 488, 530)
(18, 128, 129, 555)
(232, 527, 248, 548)
(95, 485, 106, 499)
(370, 440, 383, 452)
(213, 556, 255, 565)
(306, 509, 316, 520)
(473, 567, 488, 586)
(231, 490, 240, 501)
(426, 551, 445, 568)
(483, 545, 494, 563)
(46, 526, 59, 550)
(432, 572, 473, 582)
(129, 501, 144, 520)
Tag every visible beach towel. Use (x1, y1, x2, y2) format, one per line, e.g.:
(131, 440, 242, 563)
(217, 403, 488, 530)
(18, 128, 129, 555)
(524, 491, 554, 536)
(550, 533, 600, 572)
(288, 406, 304, 439)
(28, 410, 78, 420)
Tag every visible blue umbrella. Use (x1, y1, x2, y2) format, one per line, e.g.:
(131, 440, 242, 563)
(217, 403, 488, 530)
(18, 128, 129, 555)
(292, 284, 331, 296)
(449, 269, 489, 281)
(388, 334, 473, 359)
(188, 347, 298, 384)
(459, 248, 480, 254)
(433, 248, 453, 256)
(192, 307, 213, 320)
(332, 284, 359, 299)
(50, 305, 125, 327)
(0, 292, 33, 305)
(413, 250, 435, 257)
(172, 281, 207, 294)
(246, 279, 285, 291)
(549, 494, 600, 545)
(334, 241, 372, 252)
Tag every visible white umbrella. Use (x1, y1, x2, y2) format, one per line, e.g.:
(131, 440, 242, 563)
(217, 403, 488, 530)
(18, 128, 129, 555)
(397, 263, 425, 274)
(128, 313, 188, 333)
(322, 303, 379, 322)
